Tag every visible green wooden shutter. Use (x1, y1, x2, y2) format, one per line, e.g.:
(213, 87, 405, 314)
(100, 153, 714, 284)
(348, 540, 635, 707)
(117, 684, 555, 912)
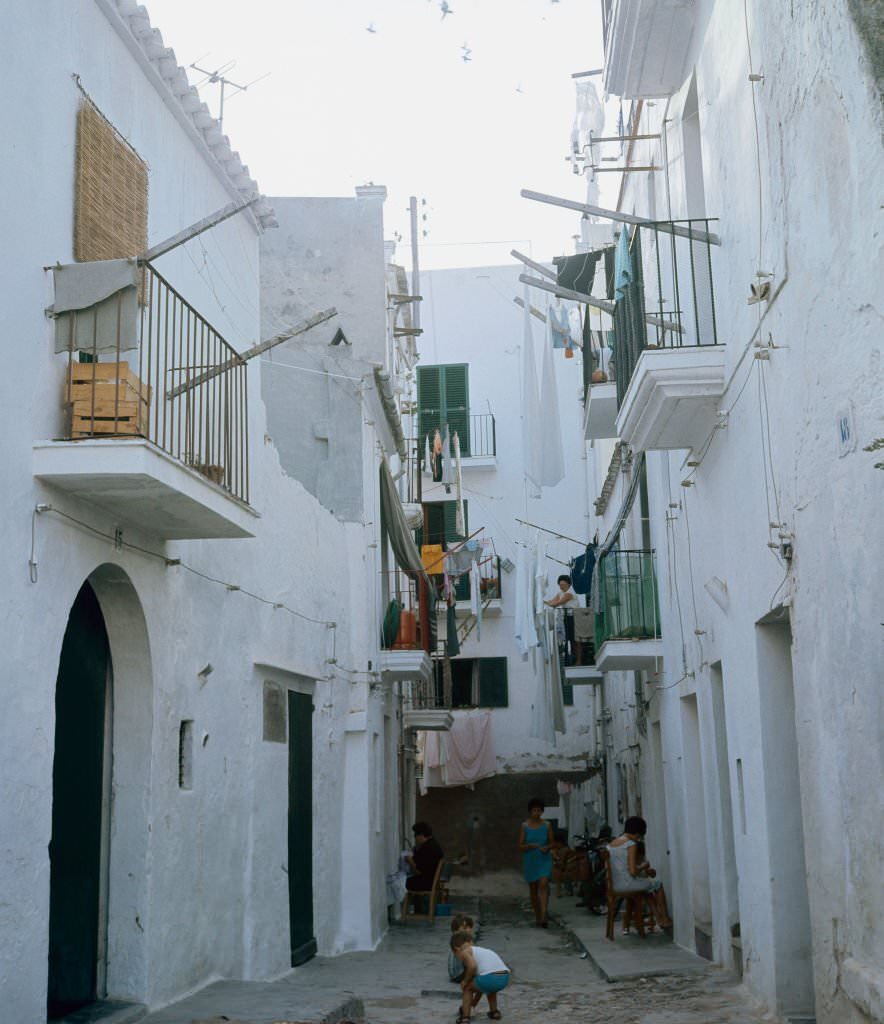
(443, 364, 470, 456)
(417, 365, 442, 444)
(562, 679, 574, 706)
(444, 501, 470, 600)
(478, 657, 508, 707)
(417, 364, 470, 455)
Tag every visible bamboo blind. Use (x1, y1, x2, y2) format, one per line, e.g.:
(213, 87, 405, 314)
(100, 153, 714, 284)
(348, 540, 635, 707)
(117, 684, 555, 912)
(74, 100, 148, 262)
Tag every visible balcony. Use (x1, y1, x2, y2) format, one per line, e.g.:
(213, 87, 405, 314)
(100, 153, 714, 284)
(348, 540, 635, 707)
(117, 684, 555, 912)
(380, 570, 433, 684)
(594, 549, 663, 672)
(402, 664, 453, 732)
(601, 0, 697, 99)
(36, 261, 254, 540)
(434, 553, 503, 616)
(611, 220, 725, 453)
(583, 340, 618, 441)
(420, 412, 497, 468)
(548, 609, 604, 683)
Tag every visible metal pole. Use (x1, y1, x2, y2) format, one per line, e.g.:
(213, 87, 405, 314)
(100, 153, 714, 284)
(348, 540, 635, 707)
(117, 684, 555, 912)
(409, 197, 421, 332)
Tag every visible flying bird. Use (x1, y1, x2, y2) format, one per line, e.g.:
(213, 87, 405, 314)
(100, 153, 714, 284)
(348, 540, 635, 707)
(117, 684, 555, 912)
(461, 43, 472, 62)
(440, 1, 453, 18)
(366, 23, 377, 32)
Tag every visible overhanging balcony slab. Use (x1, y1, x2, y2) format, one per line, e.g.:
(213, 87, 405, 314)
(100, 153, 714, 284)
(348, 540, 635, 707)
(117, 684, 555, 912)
(403, 708, 453, 731)
(461, 455, 497, 469)
(584, 382, 619, 440)
(604, 0, 697, 99)
(596, 637, 664, 672)
(33, 439, 257, 540)
(379, 649, 433, 684)
(564, 664, 604, 684)
(438, 598, 503, 618)
(615, 346, 726, 452)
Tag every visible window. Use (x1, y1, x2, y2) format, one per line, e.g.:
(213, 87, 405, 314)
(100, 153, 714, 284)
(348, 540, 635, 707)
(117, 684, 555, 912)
(417, 364, 470, 456)
(178, 720, 194, 790)
(74, 100, 149, 262)
(562, 679, 574, 706)
(450, 657, 508, 708)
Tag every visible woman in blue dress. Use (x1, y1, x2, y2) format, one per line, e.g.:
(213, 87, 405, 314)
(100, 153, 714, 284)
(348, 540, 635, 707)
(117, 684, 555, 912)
(519, 797, 555, 927)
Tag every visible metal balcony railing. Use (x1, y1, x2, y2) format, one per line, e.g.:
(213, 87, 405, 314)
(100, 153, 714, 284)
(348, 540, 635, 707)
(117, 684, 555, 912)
(612, 220, 718, 408)
(381, 569, 431, 653)
(408, 654, 452, 711)
(61, 261, 249, 503)
(595, 549, 661, 647)
(582, 333, 615, 405)
(419, 411, 497, 460)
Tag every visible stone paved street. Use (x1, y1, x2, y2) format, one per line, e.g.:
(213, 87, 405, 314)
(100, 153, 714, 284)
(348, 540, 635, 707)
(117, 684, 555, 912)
(138, 875, 783, 1024)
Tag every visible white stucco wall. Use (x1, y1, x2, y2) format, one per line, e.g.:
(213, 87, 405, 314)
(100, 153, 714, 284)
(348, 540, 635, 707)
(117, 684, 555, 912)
(587, 0, 884, 1019)
(0, 3, 395, 1019)
(418, 265, 600, 780)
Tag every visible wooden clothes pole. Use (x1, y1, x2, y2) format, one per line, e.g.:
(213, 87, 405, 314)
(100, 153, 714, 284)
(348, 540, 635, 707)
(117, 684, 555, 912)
(515, 516, 590, 547)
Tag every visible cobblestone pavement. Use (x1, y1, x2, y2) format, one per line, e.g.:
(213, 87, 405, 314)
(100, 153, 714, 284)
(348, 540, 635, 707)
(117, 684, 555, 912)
(141, 874, 782, 1024)
(358, 878, 779, 1024)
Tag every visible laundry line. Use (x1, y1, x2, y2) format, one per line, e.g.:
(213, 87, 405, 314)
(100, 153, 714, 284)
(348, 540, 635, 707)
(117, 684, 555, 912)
(514, 516, 595, 548)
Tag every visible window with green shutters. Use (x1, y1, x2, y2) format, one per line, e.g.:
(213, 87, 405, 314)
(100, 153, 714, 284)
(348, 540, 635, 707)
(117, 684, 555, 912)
(417, 363, 471, 456)
(449, 657, 508, 708)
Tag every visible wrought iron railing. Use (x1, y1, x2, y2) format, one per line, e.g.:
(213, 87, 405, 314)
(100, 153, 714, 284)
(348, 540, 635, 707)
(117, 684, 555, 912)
(582, 332, 615, 405)
(418, 411, 497, 460)
(62, 261, 249, 503)
(595, 549, 661, 647)
(612, 219, 718, 408)
(409, 655, 451, 711)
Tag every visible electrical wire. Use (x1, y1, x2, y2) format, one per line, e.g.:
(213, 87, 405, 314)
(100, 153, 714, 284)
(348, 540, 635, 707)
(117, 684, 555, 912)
(30, 503, 377, 681)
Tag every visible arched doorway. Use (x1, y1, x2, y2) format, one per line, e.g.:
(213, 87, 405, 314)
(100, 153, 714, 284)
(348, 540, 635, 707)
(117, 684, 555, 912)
(48, 582, 111, 1017)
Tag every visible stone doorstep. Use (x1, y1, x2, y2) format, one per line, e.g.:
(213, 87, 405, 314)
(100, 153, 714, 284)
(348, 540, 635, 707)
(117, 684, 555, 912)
(54, 1002, 148, 1024)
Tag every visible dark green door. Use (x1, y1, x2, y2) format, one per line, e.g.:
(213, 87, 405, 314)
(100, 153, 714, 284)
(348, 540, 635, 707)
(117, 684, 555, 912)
(48, 583, 109, 1018)
(288, 691, 316, 966)
(417, 364, 470, 455)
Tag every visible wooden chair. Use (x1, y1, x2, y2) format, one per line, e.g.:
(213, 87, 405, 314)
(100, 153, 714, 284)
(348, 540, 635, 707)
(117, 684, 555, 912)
(603, 851, 646, 941)
(402, 859, 445, 922)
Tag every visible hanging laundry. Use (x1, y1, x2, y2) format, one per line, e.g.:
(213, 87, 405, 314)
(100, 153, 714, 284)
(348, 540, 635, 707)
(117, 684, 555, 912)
(441, 425, 454, 487)
(453, 431, 465, 536)
(447, 601, 461, 657)
(614, 227, 633, 300)
(521, 292, 543, 496)
(437, 711, 497, 787)
(555, 250, 603, 295)
(567, 307, 583, 353)
(570, 543, 596, 595)
(514, 535, 539, 657)
(604, 245, 616, 300)
(549, 301, 571, 349)
(470, 559, 482, 641)
(539, 338, 565, 488)
(424, 434, 432, 477)
(432, 428, 443, 482)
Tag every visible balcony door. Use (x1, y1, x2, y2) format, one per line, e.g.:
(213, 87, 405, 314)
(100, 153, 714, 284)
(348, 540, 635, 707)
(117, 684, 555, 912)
(48, 583, 111, 1018)
(417, 364, 470, 456)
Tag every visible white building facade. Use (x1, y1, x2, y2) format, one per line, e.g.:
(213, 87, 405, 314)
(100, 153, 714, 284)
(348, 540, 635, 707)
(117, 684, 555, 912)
(0, 3, 410, 1019)
(535, 1, 884, 1022)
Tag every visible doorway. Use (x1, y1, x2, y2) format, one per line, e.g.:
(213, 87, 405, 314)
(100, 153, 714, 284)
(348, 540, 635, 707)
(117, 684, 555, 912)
(287, 690, 316, 966)
(756, 612, 815, 1017)
(48, 582, 111, 1018)
(680, 692, 713, 957)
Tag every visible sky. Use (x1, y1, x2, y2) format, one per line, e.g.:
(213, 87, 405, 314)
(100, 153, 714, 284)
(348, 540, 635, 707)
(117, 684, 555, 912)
(143, 0, 612, 269)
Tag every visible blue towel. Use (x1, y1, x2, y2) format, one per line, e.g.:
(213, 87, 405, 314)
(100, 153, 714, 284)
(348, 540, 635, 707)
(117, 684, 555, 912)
(614, 227, 633, 300)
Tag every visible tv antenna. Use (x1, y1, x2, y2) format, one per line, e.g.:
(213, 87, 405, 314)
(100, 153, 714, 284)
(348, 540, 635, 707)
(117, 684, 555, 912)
(190, 60, 270, 131)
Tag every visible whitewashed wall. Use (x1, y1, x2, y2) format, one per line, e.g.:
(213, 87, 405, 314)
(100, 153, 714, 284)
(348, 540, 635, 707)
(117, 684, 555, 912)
(419, 265, 598, 779)
(601, 0, 884, 1019)
(0, 3, 392, 1019)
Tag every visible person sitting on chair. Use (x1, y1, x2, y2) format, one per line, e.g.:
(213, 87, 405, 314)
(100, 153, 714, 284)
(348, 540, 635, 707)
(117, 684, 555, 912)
(406, 821, 444, 896)
(607, 816, 672, 930)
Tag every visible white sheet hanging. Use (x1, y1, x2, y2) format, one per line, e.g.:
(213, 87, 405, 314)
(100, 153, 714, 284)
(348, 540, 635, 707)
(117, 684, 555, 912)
(521, 290, 543, 496)
(539, 331, 565, 487)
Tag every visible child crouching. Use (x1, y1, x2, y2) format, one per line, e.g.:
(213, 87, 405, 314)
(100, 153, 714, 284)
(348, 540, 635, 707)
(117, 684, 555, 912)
(448, 914, 475, 983)
(450, 930, 510, 1022)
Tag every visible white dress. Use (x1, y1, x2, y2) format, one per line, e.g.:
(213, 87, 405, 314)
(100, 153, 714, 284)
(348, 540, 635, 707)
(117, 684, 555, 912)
(607, 840, 659, 893)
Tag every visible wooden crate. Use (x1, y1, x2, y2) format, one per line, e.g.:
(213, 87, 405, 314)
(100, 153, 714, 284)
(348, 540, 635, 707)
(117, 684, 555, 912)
(67, 362, 151, 438)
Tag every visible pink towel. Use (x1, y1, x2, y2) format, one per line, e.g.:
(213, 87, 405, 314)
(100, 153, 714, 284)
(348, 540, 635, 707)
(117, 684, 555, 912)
(444, 711, 497, 786)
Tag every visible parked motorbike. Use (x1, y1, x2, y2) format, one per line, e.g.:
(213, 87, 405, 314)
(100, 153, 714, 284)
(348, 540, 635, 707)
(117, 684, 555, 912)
(572, 832, 608, 915)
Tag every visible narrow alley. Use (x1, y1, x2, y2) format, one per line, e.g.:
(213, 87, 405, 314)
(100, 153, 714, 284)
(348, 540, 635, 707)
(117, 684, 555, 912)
(136, 878, 774, 1024)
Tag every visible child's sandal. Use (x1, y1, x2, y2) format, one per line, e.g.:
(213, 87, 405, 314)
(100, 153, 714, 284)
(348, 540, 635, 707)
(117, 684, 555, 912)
(487, 1013, 503, 1021)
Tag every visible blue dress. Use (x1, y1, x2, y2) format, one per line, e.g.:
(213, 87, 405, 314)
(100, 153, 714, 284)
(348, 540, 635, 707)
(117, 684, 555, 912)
(522, 823, 552, 882)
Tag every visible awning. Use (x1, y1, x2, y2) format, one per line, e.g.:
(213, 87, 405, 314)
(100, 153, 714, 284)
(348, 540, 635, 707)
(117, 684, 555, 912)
(50, 259, 140, 353)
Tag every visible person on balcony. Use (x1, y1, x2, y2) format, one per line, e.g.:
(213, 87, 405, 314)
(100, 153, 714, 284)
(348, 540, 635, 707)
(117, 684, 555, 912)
(545, 574, 578, 663)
